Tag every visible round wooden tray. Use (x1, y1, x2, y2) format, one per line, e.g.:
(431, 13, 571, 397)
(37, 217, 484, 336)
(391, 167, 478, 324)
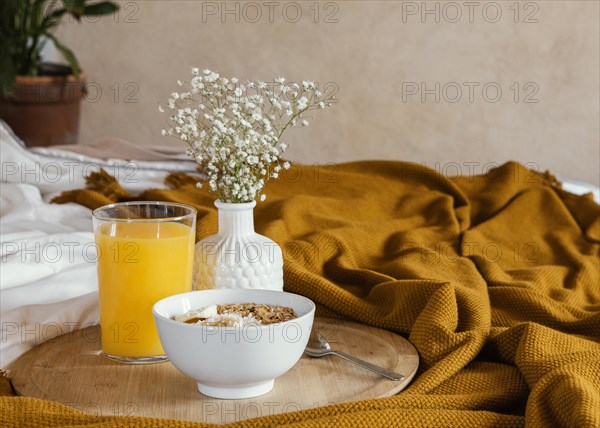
(9, 318, 419, 423)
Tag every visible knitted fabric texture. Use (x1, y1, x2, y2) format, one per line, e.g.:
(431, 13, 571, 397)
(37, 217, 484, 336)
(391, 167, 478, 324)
(2, 161, 599, 427)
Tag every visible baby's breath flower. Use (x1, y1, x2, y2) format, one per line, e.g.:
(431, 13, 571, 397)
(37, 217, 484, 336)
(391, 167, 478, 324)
(161, 68, 334, 202)
(297, 96, 308, 110)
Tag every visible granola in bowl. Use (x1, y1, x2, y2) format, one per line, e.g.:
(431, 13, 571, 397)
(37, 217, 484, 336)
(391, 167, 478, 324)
(173, 303, 297, 327)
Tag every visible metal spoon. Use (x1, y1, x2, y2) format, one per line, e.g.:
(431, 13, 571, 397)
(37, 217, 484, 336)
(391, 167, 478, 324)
(304, 330, 405, 381)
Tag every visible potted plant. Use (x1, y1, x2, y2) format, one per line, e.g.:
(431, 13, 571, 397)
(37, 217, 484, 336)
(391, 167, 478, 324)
(0, 0, 118, 147)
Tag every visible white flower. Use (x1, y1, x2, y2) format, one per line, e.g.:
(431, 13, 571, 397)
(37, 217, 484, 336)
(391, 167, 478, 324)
(206, 71, 219, 82)
(301, 120, 309, 127)
(160, 67, 334, 202)
(158, 105, 165, 112)
(262, 118, 272, 131)
(297, 96, 308, 110)
(260, 194, 266, 201)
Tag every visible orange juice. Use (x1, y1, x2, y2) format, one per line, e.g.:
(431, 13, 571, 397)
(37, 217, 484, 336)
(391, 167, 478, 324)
(95, 221, 194, 357)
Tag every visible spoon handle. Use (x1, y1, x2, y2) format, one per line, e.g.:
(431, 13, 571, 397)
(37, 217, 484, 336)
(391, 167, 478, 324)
(331, 351, 405, 381)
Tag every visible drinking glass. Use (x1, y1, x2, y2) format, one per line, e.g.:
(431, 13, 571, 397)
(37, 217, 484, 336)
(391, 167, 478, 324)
(92, 201, 196, 363)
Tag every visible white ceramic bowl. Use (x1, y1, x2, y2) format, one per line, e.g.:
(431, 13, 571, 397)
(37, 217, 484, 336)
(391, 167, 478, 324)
(152, 289, 315, 399)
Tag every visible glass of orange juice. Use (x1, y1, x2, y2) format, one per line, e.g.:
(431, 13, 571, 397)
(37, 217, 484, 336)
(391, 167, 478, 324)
(92, 201, 196, 364)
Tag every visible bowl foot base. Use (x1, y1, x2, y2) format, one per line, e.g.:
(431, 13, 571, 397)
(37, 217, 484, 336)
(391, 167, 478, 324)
(197, 379, 275, 399)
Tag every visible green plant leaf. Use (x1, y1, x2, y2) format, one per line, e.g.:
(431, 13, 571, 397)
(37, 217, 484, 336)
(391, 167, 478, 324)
(44, 32, 80, 77)
(62, 0, 85, 18)
(0, 51, 17, 95)
(83, 2, 119, 16)
(0, 0, 17, 29)
(45, 8, 67, 25)
(30, 0, 46, 29)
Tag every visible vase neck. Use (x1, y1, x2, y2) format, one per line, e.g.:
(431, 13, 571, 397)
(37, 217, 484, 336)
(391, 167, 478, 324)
(215, 201, 256, 235)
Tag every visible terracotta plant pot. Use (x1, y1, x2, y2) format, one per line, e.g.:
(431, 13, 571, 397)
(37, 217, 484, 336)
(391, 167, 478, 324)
(0, 73, 87, 147)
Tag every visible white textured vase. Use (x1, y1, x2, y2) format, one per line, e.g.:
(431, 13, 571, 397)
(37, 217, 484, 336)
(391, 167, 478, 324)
(193, 200, 284, 291)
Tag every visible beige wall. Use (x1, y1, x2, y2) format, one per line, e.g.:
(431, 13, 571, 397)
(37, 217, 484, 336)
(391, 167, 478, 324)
(55, 1, 599, 184)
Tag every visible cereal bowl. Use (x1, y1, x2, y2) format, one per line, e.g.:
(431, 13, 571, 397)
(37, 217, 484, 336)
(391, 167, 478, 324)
(152, 289, 315, 399)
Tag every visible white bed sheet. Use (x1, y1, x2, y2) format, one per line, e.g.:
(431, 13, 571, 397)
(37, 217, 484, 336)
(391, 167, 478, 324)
(1, 121, 598, 369)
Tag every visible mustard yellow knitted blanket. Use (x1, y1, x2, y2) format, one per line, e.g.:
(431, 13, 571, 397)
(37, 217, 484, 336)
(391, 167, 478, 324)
(2, 161, 599, 427)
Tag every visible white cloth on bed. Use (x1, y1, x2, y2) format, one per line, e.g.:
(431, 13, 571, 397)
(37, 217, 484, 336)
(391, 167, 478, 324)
(1, 181, 98, 367)
(0, 120, 598, 369)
